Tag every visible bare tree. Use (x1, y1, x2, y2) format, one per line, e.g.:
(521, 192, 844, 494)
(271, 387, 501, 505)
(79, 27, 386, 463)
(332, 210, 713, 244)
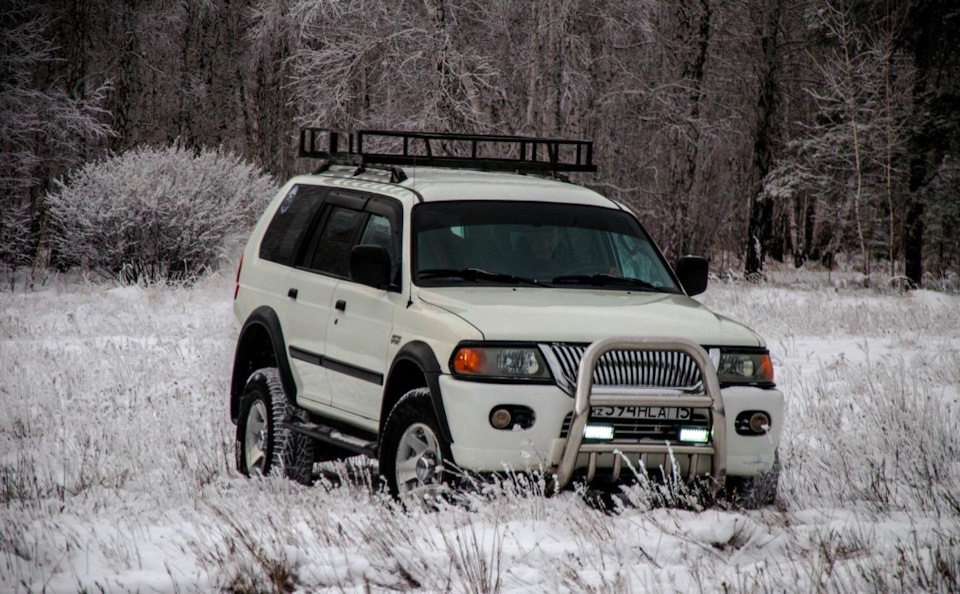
(760, 0, 915, 281)
(2, 0, 957, 281)
(745, 0, 786, 279)
(0, 3, 112, 194)
(0, 1, 112, 266)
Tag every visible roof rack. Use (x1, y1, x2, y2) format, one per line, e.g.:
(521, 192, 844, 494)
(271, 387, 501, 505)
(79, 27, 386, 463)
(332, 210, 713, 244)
(298, 128, 597, 180)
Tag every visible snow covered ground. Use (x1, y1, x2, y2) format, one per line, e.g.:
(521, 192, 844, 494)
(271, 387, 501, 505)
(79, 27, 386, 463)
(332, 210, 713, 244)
(2, 270, 958, 592)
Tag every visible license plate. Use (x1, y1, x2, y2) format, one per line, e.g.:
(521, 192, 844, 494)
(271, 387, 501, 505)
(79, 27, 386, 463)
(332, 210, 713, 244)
(590, 406, 693, 421)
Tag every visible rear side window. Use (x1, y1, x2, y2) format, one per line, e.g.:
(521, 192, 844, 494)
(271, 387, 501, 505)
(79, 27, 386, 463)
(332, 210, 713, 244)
(259, 185, 327, 265)
(310, 206, 365, 276)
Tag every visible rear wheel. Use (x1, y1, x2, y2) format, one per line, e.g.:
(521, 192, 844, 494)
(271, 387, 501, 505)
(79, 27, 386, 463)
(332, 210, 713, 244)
(235, 368, 315, 485)
(379, 389, 453, 500)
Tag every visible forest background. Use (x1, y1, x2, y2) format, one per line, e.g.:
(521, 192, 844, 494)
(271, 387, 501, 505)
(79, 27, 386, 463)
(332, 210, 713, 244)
(2, 0, 959, 287)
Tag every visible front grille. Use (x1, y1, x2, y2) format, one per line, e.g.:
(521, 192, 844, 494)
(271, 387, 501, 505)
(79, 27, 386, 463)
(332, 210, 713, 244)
(559, 410, 711, 442)
(542, 343, 703, 391)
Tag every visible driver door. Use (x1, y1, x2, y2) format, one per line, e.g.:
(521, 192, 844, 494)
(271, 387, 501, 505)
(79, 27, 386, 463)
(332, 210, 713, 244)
(324, 195, 404, 420)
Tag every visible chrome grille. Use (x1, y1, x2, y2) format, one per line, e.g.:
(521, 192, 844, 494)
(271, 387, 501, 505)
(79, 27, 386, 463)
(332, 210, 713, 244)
(541, 343, 703, 393)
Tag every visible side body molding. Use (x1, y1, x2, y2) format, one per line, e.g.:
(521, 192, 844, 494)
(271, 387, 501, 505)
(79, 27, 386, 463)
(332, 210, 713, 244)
(383, 340, 454, 444)
(230, 306, 297, 421)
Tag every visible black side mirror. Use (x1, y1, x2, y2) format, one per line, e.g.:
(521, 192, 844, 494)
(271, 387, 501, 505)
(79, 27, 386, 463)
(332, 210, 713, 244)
(675, 256, 709, 296)
(350, 245, 391, 289)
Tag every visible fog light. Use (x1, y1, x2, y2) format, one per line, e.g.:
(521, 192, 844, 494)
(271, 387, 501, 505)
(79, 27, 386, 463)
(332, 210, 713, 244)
(749, 412, 770, 434)
(679, 427, 710, 443)
(583, 424, 614, 440)
(490, 408, 512, 429)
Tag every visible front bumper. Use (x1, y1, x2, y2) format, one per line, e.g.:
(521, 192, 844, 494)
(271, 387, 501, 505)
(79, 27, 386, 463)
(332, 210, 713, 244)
(439, 376, 783, 478)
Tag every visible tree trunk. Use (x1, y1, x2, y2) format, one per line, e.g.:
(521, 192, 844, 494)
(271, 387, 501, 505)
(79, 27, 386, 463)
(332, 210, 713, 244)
(882, 17, 897, 278)
(839, 25, 870, 282)
(673, 0, 711, 257)
(904, 6, 933, 289)
(745, 0, 782, 278)
(904, 156, 925, 287)
(544, 0, 559, 134)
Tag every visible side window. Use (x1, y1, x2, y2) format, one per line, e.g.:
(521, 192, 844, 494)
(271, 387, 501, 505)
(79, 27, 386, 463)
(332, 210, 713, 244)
(359, 212, 402, 284)
(310, 206, 364, 276)
(259, 185, 327, 265)
(359, 214, 394, 260)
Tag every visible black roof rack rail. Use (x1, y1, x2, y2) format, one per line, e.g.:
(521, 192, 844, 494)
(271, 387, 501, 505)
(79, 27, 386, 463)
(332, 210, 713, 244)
(298, 128, 597, 179)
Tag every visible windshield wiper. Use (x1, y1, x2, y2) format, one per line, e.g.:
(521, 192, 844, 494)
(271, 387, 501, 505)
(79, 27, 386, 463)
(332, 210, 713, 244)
(419, 268, 545, 287)
(551, 274, 669, 292)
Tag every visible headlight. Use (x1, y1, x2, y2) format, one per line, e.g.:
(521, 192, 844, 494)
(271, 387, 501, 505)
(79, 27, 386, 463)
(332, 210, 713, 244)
(718, 351, 774, 385)
(451, 344, 552, 380)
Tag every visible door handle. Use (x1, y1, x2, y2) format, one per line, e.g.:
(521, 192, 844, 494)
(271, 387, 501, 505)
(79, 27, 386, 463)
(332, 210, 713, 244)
(287, 288, 298, 299)
(335, 300, 347, 312)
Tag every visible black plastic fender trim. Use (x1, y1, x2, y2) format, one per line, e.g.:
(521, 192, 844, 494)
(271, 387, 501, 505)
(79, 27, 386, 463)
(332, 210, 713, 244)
(230, 306, 298, 421)
(425, 371, 450, 443)
(384, 340, 454, 445)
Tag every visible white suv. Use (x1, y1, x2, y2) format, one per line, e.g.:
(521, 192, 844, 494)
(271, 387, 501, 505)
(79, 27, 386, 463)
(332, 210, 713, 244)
(230, 130, 783, 503)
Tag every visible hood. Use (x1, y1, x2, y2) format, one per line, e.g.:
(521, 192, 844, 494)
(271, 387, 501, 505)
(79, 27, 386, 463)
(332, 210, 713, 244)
(417, 286, 763, 347)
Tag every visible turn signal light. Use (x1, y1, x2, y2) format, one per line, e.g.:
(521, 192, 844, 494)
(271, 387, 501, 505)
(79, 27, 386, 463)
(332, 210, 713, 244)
(453, 347, 487, 374)
(760, 354, 774, 383)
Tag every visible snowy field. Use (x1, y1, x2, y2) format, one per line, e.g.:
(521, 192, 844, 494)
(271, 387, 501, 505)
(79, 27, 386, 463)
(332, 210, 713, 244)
(2, 269, 959, 593)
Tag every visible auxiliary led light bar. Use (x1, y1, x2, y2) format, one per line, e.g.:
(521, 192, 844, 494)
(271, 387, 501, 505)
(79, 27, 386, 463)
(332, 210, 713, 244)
(583, 424, 615, 440)
(679, 427, 711, 444)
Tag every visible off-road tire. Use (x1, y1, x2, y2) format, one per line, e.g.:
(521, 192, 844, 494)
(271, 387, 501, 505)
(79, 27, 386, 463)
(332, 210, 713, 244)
(724, 451, 780, 509)
(379, 388, 454, 499)
(235, 367, 315, 485)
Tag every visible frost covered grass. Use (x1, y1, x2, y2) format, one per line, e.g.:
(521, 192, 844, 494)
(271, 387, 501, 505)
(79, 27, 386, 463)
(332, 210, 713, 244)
(1, 271, 959, 592)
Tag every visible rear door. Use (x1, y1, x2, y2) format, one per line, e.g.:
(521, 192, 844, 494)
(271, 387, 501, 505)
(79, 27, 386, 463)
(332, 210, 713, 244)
(256, 184, 332, 405)
(324, 194, 404, 420)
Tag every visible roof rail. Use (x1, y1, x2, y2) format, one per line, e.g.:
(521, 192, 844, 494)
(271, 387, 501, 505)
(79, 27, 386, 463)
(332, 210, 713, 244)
(298, 128, 597, 178)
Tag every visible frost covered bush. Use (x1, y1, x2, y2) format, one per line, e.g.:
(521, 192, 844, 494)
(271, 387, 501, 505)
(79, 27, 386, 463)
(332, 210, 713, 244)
(45, 144, 276, 283)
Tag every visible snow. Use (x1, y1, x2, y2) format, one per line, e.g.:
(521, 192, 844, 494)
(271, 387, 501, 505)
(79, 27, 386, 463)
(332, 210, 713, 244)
(2, 271, 959, 592)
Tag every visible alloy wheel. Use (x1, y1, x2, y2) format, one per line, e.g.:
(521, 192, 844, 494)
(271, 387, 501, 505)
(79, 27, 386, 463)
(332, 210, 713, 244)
(244, 399, 269, 475)
(394, 422, 444, 496)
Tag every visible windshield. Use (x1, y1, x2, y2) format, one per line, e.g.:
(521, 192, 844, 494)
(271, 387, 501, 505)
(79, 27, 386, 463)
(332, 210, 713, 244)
(413, 201, 681, 292)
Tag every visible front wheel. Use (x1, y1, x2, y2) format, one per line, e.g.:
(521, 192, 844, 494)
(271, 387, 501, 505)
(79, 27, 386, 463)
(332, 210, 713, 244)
(379, 388, 453, 500)
(235, 367, 314, 485)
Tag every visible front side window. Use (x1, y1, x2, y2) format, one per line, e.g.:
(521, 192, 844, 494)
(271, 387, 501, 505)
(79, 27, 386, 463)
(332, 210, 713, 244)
(360, 214, 394, 260)
(310, 206, 364, 277)
(413, 201, 680, 292)
(359, 213, 399, 282)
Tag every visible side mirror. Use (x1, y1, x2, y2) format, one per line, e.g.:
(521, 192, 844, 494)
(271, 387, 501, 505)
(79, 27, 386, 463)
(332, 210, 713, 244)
(350, 245, 391, 289)
(675, 256, 708, 296)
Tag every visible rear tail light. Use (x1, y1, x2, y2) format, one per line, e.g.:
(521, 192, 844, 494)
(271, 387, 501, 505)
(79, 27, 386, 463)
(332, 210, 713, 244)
(234, 255, 243, 300)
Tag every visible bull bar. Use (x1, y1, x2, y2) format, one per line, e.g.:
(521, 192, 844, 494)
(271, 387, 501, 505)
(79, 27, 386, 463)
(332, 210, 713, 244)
(554, 337, 727, 491)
